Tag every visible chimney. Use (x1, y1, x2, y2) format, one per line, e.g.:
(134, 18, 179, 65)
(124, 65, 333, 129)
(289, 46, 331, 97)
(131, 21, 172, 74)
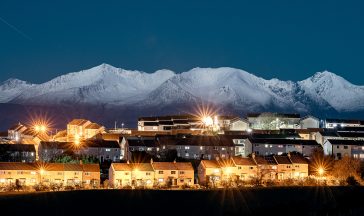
(173, 159, 176, 163)
(287, 152, 291, 158)
(127, 160, 130, 164)
(150, 158, 153, 164)
(252, 152, 255, 159)
(79, 160, 83, 165)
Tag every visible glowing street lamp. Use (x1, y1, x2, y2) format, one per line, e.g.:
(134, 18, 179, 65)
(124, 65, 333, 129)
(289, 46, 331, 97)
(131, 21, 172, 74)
(202, 116, 213, 127)
(34, 124, 47, 133)
(318, 167, 324, 176)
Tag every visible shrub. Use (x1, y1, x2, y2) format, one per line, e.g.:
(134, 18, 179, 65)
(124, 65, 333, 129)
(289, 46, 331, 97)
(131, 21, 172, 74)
(64, 185, 75, 191)
(33, 183, 49, 191)
(346, 176, 360, 186)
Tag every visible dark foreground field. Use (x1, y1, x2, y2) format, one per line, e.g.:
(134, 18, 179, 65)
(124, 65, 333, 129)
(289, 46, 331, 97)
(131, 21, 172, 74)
(1, 187, 364, 216)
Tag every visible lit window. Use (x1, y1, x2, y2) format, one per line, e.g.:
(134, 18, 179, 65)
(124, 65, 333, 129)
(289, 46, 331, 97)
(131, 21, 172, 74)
(147, 147, 152, 151)
(278, 152, 283, 155)
(185, 146, 190, 150)
(360, 154, 364, 159)
(30, 171, 36, 175)
(278, 145, 283, 148)
(200, 146, 203, 150)
(31, 152, 34, 156)
(221, 147, 226, 150)
(185, 153, 189, 157)
(158, 178, 164, 182)
(265, 144, 268, 148)
(106, 148, 111, 152)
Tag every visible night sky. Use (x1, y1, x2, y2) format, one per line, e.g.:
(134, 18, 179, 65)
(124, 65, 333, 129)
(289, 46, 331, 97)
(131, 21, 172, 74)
(0, 0, 363, 84)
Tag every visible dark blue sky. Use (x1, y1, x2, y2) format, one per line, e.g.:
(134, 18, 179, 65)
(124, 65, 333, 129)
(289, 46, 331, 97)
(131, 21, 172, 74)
(0, 0, 363, 84)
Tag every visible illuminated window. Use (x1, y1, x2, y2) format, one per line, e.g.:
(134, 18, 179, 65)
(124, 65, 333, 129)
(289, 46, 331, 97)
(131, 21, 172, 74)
(221, 147, 226, 150)
(158, 178, 164, 182)
(105, 148, 111, 152)
(185, 146, 190, 150)
(360, 154, 364, 159)
(265, 144, 268, 148)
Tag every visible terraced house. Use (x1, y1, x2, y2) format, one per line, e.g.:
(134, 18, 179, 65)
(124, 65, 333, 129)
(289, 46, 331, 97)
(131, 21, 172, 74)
(109, 161, 194, 188)
(0, 162, 100, 187)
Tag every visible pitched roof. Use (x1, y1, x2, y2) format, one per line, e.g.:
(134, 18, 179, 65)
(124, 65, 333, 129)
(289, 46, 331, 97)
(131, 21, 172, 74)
(200, 160, 221, 168)
(173, 162, 194, 170)
(157, 135, 235, 147)
(85, 123, 103, 129)
(131, 163, 154, 171)
(327, 139, 364, 146)
(111, 163, 133, 171)
(0, 162, 37, 170)
(8, 123, 26, 131)
(42, 163, 65, 171)
(68, 119, 90, 126)
(63, 163, 83, 171)
(289, 155, 309, 164)
(231, 156, 256, 166)
(82, 164, 100, 172)
(127, 138, 157, 147)
(151, 162, 177, 170)
(85, 140, 120, 148)
(253, 155, 271, 165)
(273, 155, 292, 164)
(249, 138, 320, 146)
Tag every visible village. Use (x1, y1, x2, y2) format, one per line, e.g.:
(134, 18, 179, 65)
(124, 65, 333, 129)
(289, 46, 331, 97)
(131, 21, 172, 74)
(0, 112, 363, 191)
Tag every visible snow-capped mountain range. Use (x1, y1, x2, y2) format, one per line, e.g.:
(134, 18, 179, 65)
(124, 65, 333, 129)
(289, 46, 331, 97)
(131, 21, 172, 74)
(1, 63, 364, 115)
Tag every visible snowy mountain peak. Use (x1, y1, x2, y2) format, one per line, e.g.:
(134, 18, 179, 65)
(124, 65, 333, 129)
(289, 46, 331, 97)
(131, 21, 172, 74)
(1, 78, 32, 87)
(1, 64, 364, 115)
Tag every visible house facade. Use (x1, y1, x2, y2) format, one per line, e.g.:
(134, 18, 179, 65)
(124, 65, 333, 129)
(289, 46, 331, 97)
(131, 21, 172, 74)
(324, 139, 364, 160)
(0, 162, 100, 187)
(248, 138, 320, 157)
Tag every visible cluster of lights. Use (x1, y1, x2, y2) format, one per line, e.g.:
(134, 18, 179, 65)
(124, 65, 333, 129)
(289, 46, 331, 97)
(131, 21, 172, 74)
(34, 125, 47, 133)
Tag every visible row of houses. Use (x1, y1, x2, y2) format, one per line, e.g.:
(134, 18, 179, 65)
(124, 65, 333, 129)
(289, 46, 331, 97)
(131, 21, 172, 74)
(125, 135, 321, 160)
(137, 114, 323, 132)
(109, 160, 194, 188)
(197, 153, 309, 186)
(0, 162, 100, 187)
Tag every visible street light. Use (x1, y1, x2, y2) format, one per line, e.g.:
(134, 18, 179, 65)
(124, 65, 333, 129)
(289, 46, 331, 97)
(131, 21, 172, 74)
(202, 116, 213, 127)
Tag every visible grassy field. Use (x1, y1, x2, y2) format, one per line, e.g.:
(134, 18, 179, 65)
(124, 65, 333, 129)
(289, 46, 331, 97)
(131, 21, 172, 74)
(1, 187, 363, 216)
